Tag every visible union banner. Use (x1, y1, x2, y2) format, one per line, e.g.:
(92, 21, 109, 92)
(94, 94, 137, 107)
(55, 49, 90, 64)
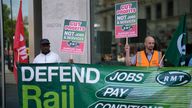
(18, 63, 192, 108)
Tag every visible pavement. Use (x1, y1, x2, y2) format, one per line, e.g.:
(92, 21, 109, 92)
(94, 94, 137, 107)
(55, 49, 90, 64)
(0, 66, 19, 108)
(5, 83, 19, 108)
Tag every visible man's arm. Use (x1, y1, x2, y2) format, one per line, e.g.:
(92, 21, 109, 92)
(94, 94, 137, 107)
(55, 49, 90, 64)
(188, 58, 192, 66)
(56, 54, 61, 63)
(158, 52, 164, 67)
(33, 56, 38, 63)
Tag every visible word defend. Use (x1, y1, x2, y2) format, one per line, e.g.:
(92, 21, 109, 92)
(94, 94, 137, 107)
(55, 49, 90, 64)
(21, 66, 100, 84)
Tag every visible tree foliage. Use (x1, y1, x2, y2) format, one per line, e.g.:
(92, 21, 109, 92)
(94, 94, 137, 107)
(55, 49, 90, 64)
(3, 4, 28, 47)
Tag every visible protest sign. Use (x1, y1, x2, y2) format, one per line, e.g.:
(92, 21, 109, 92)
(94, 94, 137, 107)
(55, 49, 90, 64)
(61, 20, 87, 54)
(115, 1, 138, 38)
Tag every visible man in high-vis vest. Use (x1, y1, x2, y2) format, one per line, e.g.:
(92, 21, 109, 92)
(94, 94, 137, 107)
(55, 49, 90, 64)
(125, 36, 163, 67)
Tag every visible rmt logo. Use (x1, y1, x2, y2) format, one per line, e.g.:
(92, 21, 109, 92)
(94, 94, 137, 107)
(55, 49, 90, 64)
(156, 70, 191, 87)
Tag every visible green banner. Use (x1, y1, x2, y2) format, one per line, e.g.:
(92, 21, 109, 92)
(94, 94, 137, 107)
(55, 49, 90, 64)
(18, 63, 192, 108)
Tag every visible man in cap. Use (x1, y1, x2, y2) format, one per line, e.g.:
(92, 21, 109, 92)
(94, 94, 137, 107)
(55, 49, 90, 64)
(33, 39, 61, 63)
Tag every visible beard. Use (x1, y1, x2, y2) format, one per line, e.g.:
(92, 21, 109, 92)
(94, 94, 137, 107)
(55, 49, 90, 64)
(42, 50, 50, 55)
(148, 46, 154, 51)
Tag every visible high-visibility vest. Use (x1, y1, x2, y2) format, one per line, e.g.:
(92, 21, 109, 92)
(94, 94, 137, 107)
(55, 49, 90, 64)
(136, 50, 162, 67)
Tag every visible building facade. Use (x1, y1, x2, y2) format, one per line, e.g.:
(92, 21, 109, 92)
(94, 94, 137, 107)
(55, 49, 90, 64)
(28, 0, 192, 64)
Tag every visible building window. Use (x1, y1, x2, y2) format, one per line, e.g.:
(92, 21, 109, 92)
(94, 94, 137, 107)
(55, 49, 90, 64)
(146, 6, 151, 20)
(156, 3, 162, 19)
(112, 15, 115, 30)
(167, 0, 173, 17)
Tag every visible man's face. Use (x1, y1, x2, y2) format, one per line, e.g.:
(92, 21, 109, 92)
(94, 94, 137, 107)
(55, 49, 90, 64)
(40, 44, 50, 54)
(144, 36, 155, 51)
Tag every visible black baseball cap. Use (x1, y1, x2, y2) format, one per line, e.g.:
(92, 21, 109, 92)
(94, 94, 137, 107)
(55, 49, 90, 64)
(40, 39, 50, 44)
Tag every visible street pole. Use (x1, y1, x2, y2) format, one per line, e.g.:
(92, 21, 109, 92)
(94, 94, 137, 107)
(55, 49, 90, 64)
(0, 0, 5, 107)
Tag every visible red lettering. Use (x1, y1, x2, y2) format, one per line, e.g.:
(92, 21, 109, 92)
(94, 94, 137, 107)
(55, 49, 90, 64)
(69, 21, 81, 27)
(120, 4, 132, 10)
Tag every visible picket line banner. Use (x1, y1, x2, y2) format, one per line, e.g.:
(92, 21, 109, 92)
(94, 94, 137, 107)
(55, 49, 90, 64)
(18, 63, 192, 108)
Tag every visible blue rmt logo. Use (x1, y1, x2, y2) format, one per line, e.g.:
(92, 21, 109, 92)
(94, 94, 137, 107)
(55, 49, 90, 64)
(156, 70, 191, 87)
